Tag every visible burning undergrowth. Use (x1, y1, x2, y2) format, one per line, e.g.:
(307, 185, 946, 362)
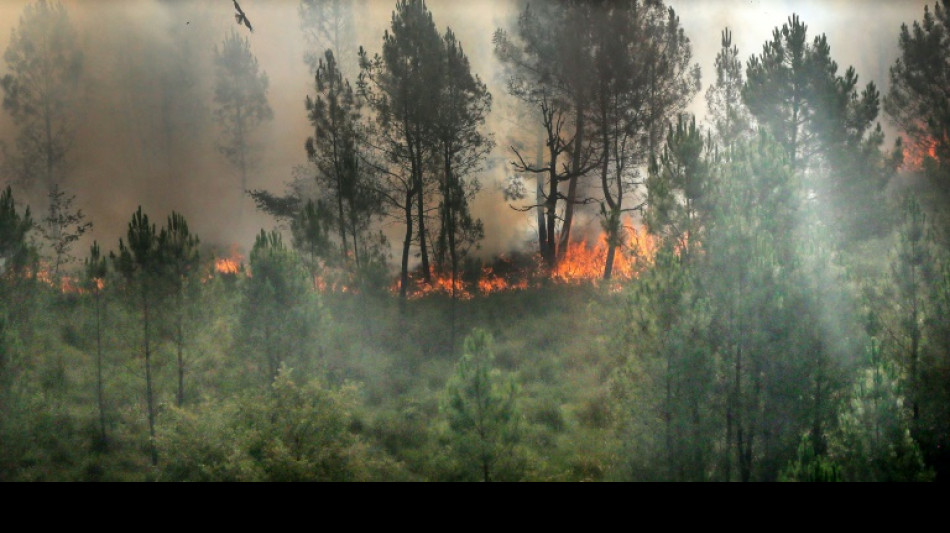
(28, 226, 658, 300)
(394, 225, 658, 300)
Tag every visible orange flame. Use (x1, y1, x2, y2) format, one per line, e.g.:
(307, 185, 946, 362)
(28, 262, 97, 294)
(395, 222, 658, 299)
(903, 136, 939, 170)
(210, 245, 247, 279)
(313, 271, 353, 294)
(214, 257, 242, 275)
(552, 225, 657, 291)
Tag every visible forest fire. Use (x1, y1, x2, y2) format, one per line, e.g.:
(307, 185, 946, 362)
(552, 227, 657, 286)
(214, 256, 243, 275)
(397, 225, 658, 299)
(34, 267, 86, 294)
(213, 245, 246, 277)
(903, 136, 939, 170)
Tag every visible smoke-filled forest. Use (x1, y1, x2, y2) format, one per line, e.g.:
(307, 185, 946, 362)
(0, 0, 948, 482)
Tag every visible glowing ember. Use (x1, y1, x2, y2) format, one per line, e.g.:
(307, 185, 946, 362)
(397, 270, 473, 300)
(313, 272, 353, 294)
(477, 265, 529, 295)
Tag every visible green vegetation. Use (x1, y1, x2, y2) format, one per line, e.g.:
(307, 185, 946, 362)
(2, 0, 950, 481)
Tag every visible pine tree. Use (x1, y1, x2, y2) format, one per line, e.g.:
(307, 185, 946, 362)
(239, 230, 321, 384)
(442, 328, 521, 482)
(701, 133, 799, 481)
(493, 0, 598, 266)
(434, 29, 492, 296)
(589, 1, 700, 279)
(744, 13, 893, 242)
(213, 29, 273, 203)
(705, 28, 751, 148)
(0, 0, 82, 197)
(158, 212, 199, 408)
(113, 207, 162, 467)
(290, 199, 332, 287)
(617, 242, 714, 481)
(306, 49, 376, 267)
(84, 241, 108, 445)
(884, 0, 950, 172)
(359, 0, 446, 295)
(0, 186, 34, 279)
(884, 196, 934, 439)
(645, 115, 712, 262)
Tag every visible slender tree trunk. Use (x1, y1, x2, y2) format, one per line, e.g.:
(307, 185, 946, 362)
(735, 342, 749, 481)
(536, 133, 547, 253)
(409, 125, 431, 282)
(265, 321, 277, 383)
(604, 242, 617, 280)
(691, 394, 704, 481)
(416, 176, 430, 281)
(557, 100, 586, 261)
(350, 208, 361, 270)
(812, 354, 824, 456)
(725, 392, 733, 481)
(95, 288, 107, 445)
(330, 94, 349, 262)
(175, 289, 185, 408)
(336, 190, 348, 263)
(599, 93, 617, 281)
(445, 146, 459, 348)
(400, 190, 414, 302)
(142, 288, 157, 467)
(544, 145, 559, 268)
(665, 342, 674, 480)
(910, 275, 920, 430)
(449, 200, 458, 350)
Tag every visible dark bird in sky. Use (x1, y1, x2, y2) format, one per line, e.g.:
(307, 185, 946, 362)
(233, 0, 253, 33)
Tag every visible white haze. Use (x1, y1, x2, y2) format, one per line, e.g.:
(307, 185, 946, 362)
(0, 0, 930, 265)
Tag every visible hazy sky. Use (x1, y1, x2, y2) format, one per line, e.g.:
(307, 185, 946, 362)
(0, 0, 933, 262)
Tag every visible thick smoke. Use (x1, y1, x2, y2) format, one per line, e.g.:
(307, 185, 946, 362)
(0, 0, 928, 266)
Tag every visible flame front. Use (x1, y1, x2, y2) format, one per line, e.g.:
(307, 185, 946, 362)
(169, 226, 658, 300)
(397, 223, 658, 299)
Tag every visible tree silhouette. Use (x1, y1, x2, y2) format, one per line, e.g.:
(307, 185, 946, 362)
(1, 0, 82, 198)
(213, 29, 273, 206)
(113, 207, 162, 467)
(885, 0, 950, 173)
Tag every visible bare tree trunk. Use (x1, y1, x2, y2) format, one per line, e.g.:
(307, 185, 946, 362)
(544, 152, 558, 268)
(142, 289, 157, 467)
(536, 134, 547, 254)
(604, 242, 617, 280)
(400, 190, 414, 302)
(416, 181, 430, 281)
(665, 342, 674, 479)
(175, 289, 185, 408)
(95, 288, 107, 445)
(557, 100, 586, 261)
